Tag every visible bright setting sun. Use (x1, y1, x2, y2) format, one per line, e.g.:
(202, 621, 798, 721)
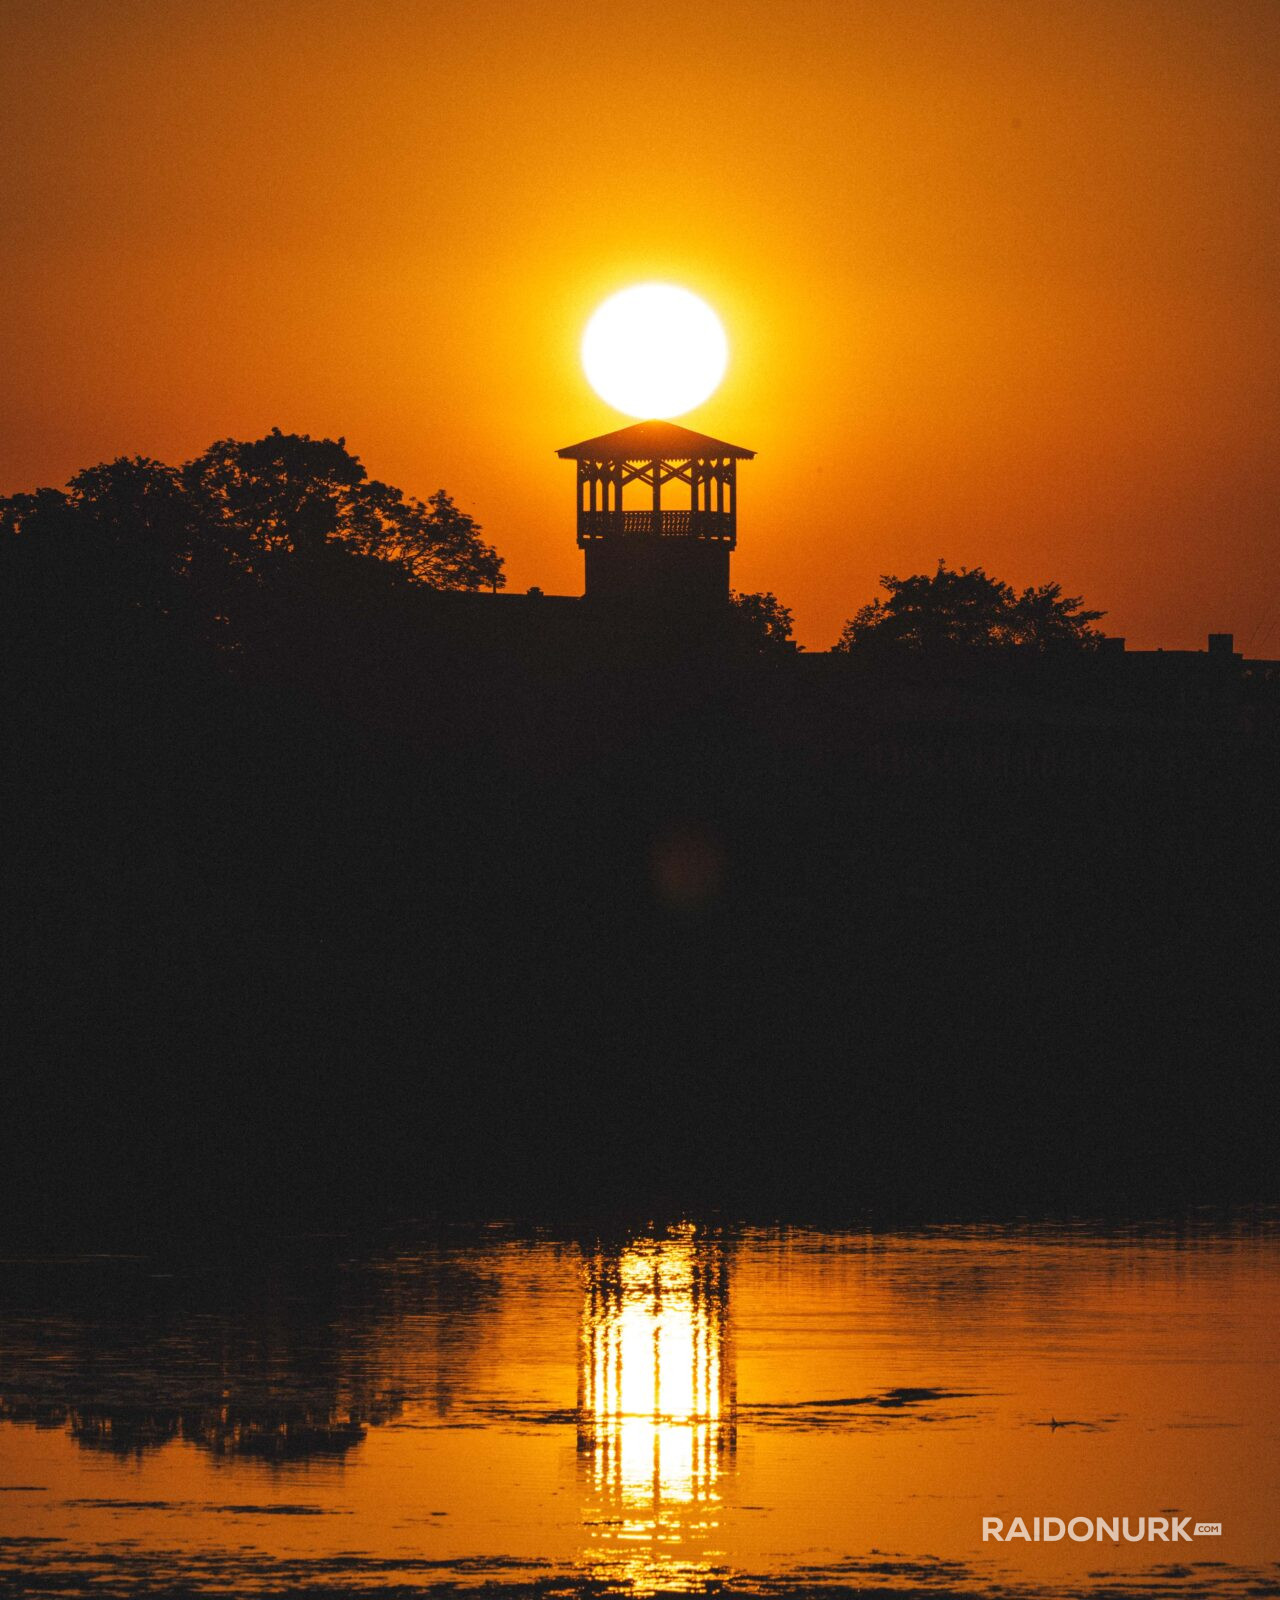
(581, 284, 728, 419)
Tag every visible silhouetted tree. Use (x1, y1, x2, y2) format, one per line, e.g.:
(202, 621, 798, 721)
(1, 461, 196, 654)
(67, 457, 195, 564)
(834, 561, 1103, 653)
(4, 432, 503, 592)
(2, 432, 504, 656)
(1009, 580, 1106, 648)
(0, 485, 78, 541)
(182, 431, 363, 563)
(181, 429, 504, 590)
(730, 589, 796, 655)
(1, 430, 508, 720)
(343, 485, 503, 591)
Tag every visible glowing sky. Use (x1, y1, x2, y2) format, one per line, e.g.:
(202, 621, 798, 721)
(1, 0, 1277, 649)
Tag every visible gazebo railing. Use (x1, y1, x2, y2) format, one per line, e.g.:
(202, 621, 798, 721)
(578, 509, 734, 543)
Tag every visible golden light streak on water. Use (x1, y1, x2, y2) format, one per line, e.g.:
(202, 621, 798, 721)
(577, 1228, 735, 1589)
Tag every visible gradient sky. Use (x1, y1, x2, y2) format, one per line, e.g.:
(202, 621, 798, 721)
(2, 0, 1277, 649)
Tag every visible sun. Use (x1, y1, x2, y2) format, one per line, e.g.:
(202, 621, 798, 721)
(582, 284, 728, 419)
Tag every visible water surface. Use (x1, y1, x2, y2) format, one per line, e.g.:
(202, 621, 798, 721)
(1, 1221, 1276, 1596)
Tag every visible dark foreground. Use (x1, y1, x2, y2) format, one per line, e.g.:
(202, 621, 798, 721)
(5, 586, 1279, 1242)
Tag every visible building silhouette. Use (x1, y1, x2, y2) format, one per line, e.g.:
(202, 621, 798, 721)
(557, 420, 754, 609)
(414, 419, 1259, 725)
(412, 417, 757, 658)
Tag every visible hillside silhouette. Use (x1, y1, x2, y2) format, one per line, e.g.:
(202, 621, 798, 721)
(4, 433, 1279, 1242)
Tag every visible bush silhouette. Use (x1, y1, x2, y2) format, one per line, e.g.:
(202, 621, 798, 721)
(834, 561, 1104, 653)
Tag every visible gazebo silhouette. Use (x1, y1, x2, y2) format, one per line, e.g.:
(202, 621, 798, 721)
(557, 420, 755, 608)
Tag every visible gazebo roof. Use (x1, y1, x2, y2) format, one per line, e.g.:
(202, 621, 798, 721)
(556, 420, 755, 462)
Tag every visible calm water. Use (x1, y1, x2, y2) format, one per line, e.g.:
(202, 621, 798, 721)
(0, 1221, 1277, 1597)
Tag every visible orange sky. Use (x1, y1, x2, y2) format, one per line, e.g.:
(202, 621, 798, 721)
(2, 0, 1276, 650)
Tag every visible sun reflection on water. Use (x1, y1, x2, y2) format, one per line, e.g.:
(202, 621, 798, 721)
(577, 1228, 735, 1590)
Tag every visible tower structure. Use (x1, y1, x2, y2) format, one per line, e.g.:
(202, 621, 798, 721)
(557, 420, 754, 608)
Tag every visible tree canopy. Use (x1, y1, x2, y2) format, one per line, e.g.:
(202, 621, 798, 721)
(834, 562, 1104, 654)
(730, 589, 797, 655)
(0, 431, 510, 743)
(2, 429, 504, 595)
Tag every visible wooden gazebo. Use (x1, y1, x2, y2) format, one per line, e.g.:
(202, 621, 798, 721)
(557, 420, 755, 607)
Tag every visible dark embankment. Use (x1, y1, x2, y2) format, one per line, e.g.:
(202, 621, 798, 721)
(5, 569, 1279, 1244)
